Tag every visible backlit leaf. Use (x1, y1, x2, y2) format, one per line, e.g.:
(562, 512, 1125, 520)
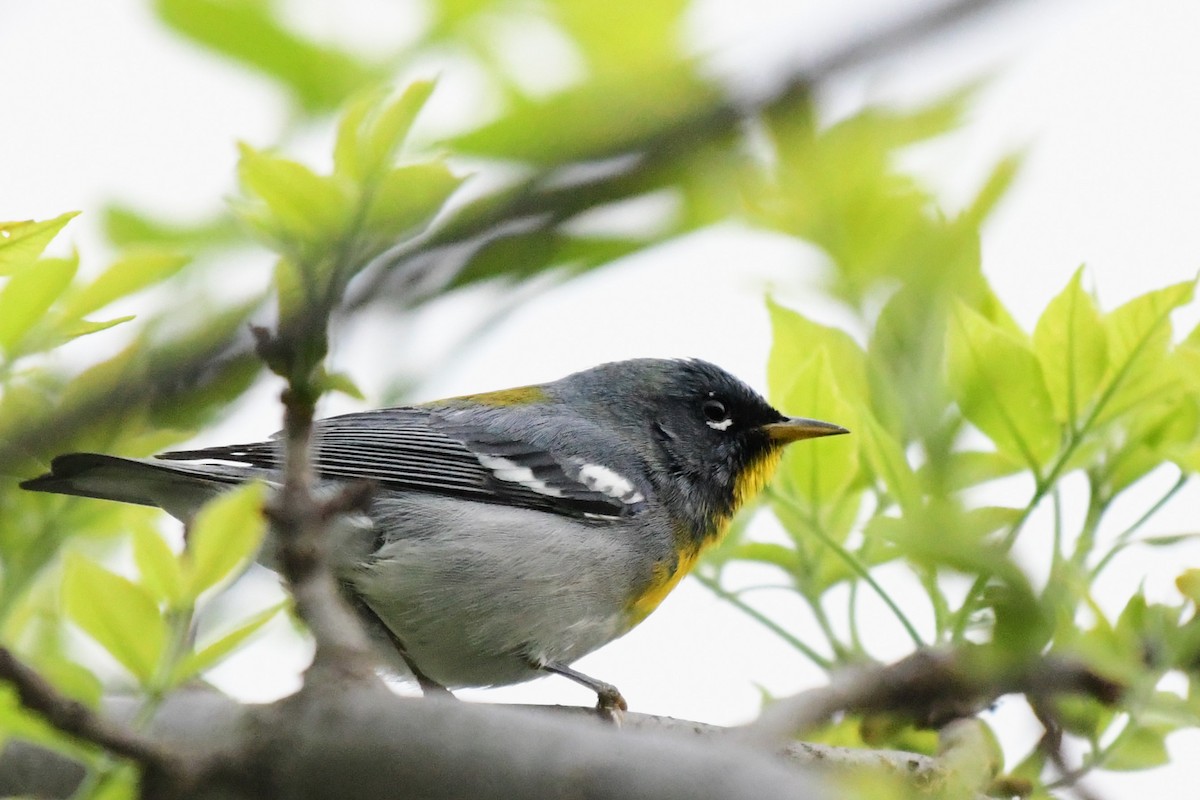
(171, 601, 286, 685)
(452, 65, 717, 164)
(154, 0, 381, 113)
(947, 303, 1058, 469)
(185, 483, 267, 600)
(767, 298, 868, 406)
(1105, 723, 1171, 771)
(858, 405, 921, 514)
(776, 349, 859, 505)
(0, 212, 77, 275)
(362, 162, 464, 238)
(1177, 569, 1200, 605)
(1095, 281, 1194, 425)
(63, 554, 166, 684)
(58, 250, 190, 320)
(1033, 267, 1107, 428)
(237, 145, 351, 244)
(132, 527, 184, 607)
(56, 316, 136, 342)
(0, 256, 78, 354)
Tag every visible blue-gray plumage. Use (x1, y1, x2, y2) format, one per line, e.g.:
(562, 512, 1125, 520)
(21, 358, 848, 710)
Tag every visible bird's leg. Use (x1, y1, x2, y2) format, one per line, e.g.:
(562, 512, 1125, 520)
(538, 660, 628, 714)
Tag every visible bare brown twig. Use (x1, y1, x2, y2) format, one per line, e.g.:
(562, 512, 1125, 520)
(252, 328, 380, 677)
(741, 649, 1123, 749)
(0, 646, 187, 797)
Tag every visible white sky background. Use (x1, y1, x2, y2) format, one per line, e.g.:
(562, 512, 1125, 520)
(4, 0, 1200, 796)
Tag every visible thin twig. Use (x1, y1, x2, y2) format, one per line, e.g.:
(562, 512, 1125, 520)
(259, 375, 379, 676)
(348, 0, 1030, 310)
(740, 649, 1123, 749)
(0, 646, 183, 789)
(1031, 698, 1106, 800)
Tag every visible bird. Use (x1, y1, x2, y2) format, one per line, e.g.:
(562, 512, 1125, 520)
(22, 358, 848, 711)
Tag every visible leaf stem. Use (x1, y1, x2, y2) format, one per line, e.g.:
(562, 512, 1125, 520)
(1069, 473, 1107, 568)
(1090, 471, 1189, 579)
(770, 489, 925, 648)
(693, 573, 832, 670)
(952, 292, 1185, 641)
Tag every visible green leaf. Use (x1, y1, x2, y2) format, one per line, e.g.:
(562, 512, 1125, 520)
(0, 255, 78, 355)
(1178, 569, 1200, 605)
(132, 527, 185, 608)
(1033, 267, 1107, 428)
(554, 0, 689, 74)
(29, 654, 104, 708)
(0, 212, 77, 275)
(1105, 723, 1171, 771)
(1106, 399, 1198, 493)
(449, 230, 640, 289)
(452, 64, 718, 164)
(362, 82, 436, 179)
(185, 483, 267, 600)
(171, 601, 286, 684)
(1096, 280, 1195, 425)
(0, 683, 82, 753)
(725, 542, 802, 573)
(103, 205, 243, 250)
(767, 297, 868, 406)
(237, 144, 351, 244)
(63, 554, 166, 684)
(962, 150, 1024, 227)
(316, 369, 364, 400)
(57, 249, 190, 320)
(924, 450, 1023, 492)
(335, 81, 438, 182)
(154, 0, 381, 113)
(776, 349, 859, 505)
(56, 315, 136, 343)
(92, 766, 140, 800)
(333, 90, 379, 182)
(857, 405, 921, 514)
(947, 302, 1059, 470)
(1054, 693, 1115, 740)
(362, 161, 464, 238)
(272, 256, 307, 326)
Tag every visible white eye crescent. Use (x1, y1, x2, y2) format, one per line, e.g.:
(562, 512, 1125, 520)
(702, 398, 732, 430)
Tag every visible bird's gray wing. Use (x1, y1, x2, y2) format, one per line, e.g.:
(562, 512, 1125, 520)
(159, 406, 647, 520)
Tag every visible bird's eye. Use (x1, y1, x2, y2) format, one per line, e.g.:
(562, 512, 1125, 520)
(702, 398, 732, 430)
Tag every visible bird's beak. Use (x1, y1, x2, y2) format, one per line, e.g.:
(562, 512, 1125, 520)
(763, 417, 850, 443)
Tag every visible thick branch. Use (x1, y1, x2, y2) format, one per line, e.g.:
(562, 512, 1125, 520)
(2, 690, 831, 800)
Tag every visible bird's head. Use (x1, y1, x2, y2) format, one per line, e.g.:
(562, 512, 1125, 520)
(558, 358, 848, 540)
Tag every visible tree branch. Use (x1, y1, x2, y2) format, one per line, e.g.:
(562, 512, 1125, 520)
(346, 0, 1032, 311)
(1, 690, 831, 800)
(250, 327, 379, 680)
(0, 646, 187, 797)
(741, 648, 1122, 748)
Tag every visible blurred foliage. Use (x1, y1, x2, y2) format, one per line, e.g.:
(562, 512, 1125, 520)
(699, 87, 1200, 796)
(1, 1, 1197, 798)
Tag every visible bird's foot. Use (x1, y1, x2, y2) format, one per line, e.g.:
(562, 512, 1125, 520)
(538, 660, 627, 722)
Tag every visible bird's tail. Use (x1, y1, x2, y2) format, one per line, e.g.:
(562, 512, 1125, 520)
(20, 453, 247, 520)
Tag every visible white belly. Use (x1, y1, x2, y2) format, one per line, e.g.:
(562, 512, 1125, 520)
(344, 495, 646, 687)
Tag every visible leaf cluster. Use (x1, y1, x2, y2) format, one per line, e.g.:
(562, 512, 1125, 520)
(1, 2, 1196, 798)
(698, 91, 1200, 790)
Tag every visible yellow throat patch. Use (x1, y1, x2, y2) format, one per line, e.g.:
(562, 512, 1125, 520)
(624, 446, 786, 626)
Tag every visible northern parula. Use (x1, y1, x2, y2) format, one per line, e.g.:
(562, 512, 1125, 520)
(22, 358, 847, 710)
